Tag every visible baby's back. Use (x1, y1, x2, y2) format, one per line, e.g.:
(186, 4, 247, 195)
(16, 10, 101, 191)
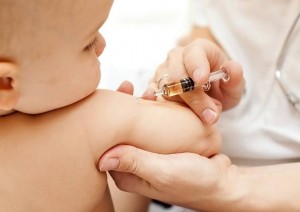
(0, 107, 113, 211)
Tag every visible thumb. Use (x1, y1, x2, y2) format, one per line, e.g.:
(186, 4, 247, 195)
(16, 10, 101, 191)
(99, 145, 160, 178)
(180, 90, 222, 125)
(98, 145, 166, 196)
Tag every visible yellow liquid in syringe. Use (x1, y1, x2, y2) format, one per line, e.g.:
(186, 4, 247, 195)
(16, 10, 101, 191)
(160, 78, 195, 97)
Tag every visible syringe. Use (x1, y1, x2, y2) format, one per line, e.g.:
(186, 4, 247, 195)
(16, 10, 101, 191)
(153, 69, 230, 97)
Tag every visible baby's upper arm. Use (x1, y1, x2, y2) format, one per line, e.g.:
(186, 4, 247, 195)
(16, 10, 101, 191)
(129, 96, 221, 156)
(76, 90, 142, 160)
(80, 89, 220, 162)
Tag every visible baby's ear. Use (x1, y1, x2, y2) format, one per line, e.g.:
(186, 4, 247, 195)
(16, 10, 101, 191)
(0, 62, 20, 110)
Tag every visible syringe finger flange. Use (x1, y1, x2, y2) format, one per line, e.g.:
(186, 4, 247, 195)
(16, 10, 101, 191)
(220, 66, 230, 82)
(203, 68, 230, 91)
(202, 82, 211, 91)
(208, 69, 229, 83)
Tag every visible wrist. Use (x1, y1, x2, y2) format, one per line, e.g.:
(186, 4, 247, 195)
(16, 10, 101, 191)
(215, 164, 247, 211)
(175, 155, 237, 211)
(200, 159, 246, 211)
(208, 164, 272, 211)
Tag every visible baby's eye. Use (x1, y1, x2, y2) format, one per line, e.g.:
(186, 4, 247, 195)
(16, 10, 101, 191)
(85, 37, 97, 51)
(84, 33, 105, 57)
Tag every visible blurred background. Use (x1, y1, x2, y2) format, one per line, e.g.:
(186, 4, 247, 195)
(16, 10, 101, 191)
(99, 0, 193, 97)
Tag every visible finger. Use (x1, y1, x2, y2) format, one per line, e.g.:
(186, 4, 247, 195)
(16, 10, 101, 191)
(220, 61, 245, 109)
(150, 47, 188, 88)
(208, 61, 245, 110)
(109, 171, 152, 196)
(165, 47, 189, 82)
(99, 145, 159, 176)
(99, 145, 168, 196)
(182, 40, 210, 85)
(180, 89, 220, 125)
(210, 154, 231, 166)
(182, 39, 227, 85)
(116, 80, 134, 95)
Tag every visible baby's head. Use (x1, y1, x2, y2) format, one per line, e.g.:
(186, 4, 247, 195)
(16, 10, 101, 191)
(0, 0, 113, 115)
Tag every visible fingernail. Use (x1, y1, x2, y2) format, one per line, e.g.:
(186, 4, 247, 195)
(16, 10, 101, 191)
(193, 68, 202, 84)
(201, 108, 217, 125)
(99, 158, 120, 171)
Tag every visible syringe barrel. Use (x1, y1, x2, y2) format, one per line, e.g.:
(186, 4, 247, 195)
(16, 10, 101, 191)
(162, 77, 195, 97)
(158, 69, 229, 97)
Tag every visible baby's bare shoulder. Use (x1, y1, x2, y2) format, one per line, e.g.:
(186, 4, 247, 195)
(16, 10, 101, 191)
(0, 92, 117, 211)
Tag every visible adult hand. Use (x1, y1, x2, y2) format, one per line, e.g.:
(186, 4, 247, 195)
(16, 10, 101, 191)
(149, 39, 244, 124)
(99, 145, 234, 211)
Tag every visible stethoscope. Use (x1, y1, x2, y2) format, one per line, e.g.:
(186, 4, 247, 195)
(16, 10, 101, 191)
(275, 10, 300, 113)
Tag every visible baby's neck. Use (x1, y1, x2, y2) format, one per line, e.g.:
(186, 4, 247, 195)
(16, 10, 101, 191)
(0, 109, 16, 116)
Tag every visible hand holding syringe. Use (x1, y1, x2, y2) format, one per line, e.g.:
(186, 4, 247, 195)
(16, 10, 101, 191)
(151, 68, 230, 97)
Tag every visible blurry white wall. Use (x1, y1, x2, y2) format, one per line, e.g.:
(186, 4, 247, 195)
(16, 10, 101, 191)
(99, 0, 192, 96)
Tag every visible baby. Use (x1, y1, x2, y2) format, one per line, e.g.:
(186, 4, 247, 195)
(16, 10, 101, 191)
(0, 0, 221, 211)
